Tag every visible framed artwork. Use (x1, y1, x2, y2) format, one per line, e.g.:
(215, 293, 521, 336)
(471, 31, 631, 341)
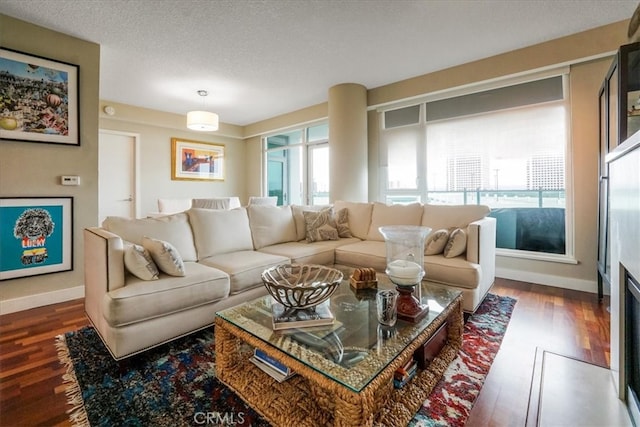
(171, 138, 225, 181)
(0, 47, 79, 146)
(0, 197, 73, 280)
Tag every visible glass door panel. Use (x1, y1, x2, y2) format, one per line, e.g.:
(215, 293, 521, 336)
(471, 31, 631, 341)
(308, 144, 329, 205)
(267, 152, 286, 206)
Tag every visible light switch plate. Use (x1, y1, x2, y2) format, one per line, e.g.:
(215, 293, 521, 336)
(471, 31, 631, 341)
(61, 175, 80, 186)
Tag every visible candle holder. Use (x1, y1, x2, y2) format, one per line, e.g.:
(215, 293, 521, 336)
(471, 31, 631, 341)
(379, 225, 431, 323)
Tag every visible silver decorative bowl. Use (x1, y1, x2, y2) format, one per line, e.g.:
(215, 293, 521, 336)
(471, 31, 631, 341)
(261, 264, 343, 309)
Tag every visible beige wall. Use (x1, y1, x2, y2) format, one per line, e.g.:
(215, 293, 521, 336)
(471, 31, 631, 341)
(246, 20, 631, 293)
(98, 101, 247, 214)
(495, 57, 612, 291)
(0, 14, 100, 305)
(0, 15, 632, 310)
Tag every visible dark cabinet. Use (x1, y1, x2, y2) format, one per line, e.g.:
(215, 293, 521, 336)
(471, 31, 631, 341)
(597, 42, 640, 300)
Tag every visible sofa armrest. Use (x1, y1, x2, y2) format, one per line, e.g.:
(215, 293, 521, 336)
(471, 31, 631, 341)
(84, 228, 126, 322)
(466, 216, 496, 292)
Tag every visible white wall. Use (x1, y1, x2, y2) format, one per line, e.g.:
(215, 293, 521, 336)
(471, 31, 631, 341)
(99, 102, 247, 216)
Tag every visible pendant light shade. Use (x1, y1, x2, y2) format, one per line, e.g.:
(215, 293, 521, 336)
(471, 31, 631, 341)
(187, 110, 219, 131)
(187, 90, 219, 131)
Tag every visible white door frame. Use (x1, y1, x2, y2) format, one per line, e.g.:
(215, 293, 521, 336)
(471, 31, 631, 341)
(98, 129, 141, 220)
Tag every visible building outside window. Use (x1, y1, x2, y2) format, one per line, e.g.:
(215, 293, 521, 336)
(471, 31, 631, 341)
(379, 73, 571, 258)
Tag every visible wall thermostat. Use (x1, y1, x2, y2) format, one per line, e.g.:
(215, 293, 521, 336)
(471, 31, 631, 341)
(61, 175, 80, 186)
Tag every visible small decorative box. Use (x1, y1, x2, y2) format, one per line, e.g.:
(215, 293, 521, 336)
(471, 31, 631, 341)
(349, 267, 378, 289)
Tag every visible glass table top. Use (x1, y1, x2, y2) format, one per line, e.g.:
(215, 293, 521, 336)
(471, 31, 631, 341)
(216, 266, 461, 392)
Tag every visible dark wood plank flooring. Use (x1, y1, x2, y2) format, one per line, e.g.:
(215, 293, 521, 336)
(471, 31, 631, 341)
(0, 278, 609, 426)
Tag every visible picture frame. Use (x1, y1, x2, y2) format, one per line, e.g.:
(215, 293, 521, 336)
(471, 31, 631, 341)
(0, 47, 80, 146)
(0, 197, 73, 280)
(171, 138, 225, 181)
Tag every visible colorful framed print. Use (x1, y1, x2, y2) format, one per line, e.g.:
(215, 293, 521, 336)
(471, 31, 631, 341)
(171, 138, 225, 181)
(0, 197, 73, 280)
(0, 47, 79, 145)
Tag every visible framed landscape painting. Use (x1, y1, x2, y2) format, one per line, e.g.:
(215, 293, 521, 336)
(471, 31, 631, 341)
(171, 138, 225, 181)
(0, 197, 73, 280)
(0, 47, 79, 145)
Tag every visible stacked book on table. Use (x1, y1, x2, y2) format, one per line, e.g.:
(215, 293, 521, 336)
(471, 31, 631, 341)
(271, 300, 335, 331)
(250, 348, 296, 382)
(394, 358, 418, 389)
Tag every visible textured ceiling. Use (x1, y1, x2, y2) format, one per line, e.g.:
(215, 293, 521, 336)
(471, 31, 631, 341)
(1, 0, 637, 126)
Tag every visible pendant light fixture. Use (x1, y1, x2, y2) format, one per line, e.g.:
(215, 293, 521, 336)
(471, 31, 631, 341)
(187, 90, 219, 131)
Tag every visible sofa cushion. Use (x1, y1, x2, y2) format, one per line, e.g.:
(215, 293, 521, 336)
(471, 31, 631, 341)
(258, 241, 336, 265)
(248, 205, 297, 249)
(304, 208, 339, 242)
(142, 237, 186, 276)
(102, 213, 197, 262)
(425, 229, 450, 255)
(366, 202, 424, 241)
(335, 240, 480, 289)
(123, 243, 159, 281)
(200, 250, 289, 295)
(291, 204, 330, 241)
(425, 255, 480, 289)
(187, 208, 253, 258)
(335, 240, 388, 272)
(443, 228, 467, 258)
(333, 200, 373, 240)
(104, 262, 229, 327)
(421, 204, 490, 231)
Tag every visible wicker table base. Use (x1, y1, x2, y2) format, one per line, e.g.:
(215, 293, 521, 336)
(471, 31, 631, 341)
(215, 294, 462, 427)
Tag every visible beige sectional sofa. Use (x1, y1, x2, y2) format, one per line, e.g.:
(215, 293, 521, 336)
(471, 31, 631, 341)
(84, 201, 495, 359)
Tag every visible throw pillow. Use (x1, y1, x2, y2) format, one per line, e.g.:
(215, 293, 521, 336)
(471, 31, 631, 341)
(334, 208, 352, 238)
(124, 243, 159, 281)
(425, 229, 450, 255)
(443, 228, 467, 258)
(304, 208, 339, 242)
(142, 236, 186, 276)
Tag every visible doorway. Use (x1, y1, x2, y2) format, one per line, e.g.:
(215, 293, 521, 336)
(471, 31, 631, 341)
(98, 130, 139, 224)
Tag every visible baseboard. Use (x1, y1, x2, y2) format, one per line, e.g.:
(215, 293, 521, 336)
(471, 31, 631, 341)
(496, 267, 601, 294)
(0, 285, 84, 315)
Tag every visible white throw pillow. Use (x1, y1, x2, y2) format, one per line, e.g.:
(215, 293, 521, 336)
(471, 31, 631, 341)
(443, 228, 467, 258)
(425, 229, 450, 255)
(124, 243, 159, 281)
(142, 236, 186, 276)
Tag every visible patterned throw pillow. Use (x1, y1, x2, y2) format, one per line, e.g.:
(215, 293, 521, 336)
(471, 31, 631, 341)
(334, 208, 352, 238)
(123, 243, 159, 281)
(142, 236, 186, 276)
(425, 229, 450, 255)
(443, 228, 467, 258)
(303, 208, 339, 242)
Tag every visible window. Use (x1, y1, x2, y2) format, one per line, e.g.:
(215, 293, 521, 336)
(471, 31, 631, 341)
(264, 123, 329, 206)
(380, 74, 571, 258)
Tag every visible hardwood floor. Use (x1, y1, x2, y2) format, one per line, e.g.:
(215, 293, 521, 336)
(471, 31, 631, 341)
(0, 278, 610, 426)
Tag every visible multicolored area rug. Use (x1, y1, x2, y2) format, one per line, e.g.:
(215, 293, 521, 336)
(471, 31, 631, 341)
(56, 293, 516, 427)
(410, 293, 517, 426)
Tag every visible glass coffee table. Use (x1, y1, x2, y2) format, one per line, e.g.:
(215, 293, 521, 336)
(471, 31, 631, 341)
(215, 268, 462, 426)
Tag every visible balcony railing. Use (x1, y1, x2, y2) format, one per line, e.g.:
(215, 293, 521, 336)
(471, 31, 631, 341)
(386, 189, 566, 254)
